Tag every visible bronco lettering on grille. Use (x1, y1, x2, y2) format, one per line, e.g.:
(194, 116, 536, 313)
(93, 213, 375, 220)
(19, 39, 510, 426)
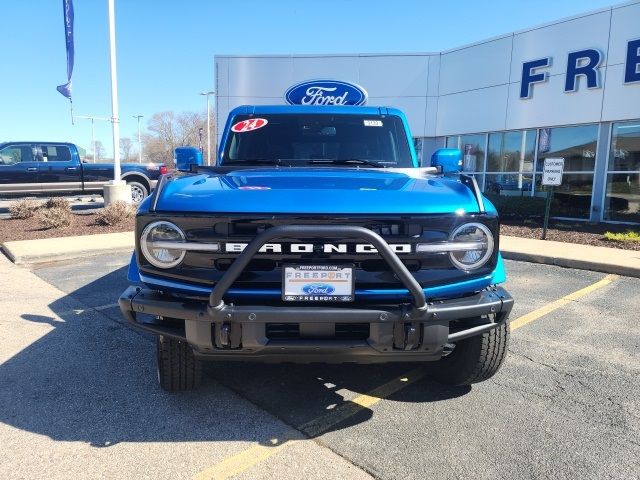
(224, 243, 412, 254)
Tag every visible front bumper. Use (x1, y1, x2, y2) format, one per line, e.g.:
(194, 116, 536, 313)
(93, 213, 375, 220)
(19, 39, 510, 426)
(119, 285, 513, 362)
(119, 224, 513, 362)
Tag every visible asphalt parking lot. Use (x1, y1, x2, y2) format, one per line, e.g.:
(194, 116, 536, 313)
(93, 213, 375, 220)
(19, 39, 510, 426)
(1, 254, 639, 480)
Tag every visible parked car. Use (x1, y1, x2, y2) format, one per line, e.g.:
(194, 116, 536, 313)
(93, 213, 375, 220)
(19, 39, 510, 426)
(119, 105, 513, 391)
(0, 141, 167, 202)
(486, 176, 533, 195)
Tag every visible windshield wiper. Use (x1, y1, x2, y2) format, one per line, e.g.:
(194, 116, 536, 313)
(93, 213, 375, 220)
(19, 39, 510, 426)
(308, 158, 394, 168)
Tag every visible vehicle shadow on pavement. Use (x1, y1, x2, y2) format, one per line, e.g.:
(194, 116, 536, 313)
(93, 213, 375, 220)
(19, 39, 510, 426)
(0, 266, 470, 447)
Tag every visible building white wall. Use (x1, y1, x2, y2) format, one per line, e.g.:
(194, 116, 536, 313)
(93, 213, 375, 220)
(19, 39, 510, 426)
(216, 1, 640, 144)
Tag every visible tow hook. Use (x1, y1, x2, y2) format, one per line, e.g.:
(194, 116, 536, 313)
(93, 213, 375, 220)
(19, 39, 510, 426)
(393, 322, 421, 350)
(219, 323, 231, 347)
(404, 324, 420, 350)
(216, 322, 242, 349)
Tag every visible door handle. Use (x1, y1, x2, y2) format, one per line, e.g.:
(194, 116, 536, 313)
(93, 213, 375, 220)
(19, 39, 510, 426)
(26, 167, 38, 172)
(66, 167, 77, 171)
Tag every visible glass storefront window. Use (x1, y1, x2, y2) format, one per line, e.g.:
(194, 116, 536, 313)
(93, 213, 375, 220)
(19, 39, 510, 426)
(444, 135, 486, 172)
(609, 121, 640, 172)
(605, 120, 640, 222)
(536, 124, 598, 172)
(459, 134, 486, 173)
(446, 136, 459, 149)
(487, 130, 535, 172)
(534, 173, 594, 219)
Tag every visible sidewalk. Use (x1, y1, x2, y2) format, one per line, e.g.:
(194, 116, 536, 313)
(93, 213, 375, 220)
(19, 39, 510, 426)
(500, 235, 640, 278)
(0, 255, 373, 480)
(2, 231, 640, 277)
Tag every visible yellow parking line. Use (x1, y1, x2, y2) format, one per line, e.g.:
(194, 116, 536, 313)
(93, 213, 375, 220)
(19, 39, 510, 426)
(510, 274, 617, 331)
(194, 274, 618, 479)
(192, 368, 426, 480)
(193, 439, 301, 480)
(299, 367, 426, 438)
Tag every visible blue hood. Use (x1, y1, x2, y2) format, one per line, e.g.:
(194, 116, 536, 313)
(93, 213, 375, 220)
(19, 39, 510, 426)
(154, 168, 481, 215)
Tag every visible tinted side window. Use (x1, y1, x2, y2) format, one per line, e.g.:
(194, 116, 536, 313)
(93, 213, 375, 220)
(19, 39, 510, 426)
(0, 145, 34, 165)
(41, 145, 72, 162)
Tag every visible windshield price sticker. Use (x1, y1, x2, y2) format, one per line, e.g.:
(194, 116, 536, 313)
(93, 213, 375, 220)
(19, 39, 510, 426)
(542, 158, 565, 186)
(283, 265, 354, 302)
(231, 118, 269, 133)
(363, 120, 383, 127)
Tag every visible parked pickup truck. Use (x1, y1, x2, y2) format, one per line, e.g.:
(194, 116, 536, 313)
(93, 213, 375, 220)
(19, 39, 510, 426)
(0, 141, 167, 202)
(119, 105, 514, 392)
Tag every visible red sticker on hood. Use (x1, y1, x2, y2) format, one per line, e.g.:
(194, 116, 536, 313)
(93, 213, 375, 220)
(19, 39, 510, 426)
(231, 118, 268, 133)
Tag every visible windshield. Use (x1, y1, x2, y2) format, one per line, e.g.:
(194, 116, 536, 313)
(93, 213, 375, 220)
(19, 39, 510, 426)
(221, 113, 414, 167)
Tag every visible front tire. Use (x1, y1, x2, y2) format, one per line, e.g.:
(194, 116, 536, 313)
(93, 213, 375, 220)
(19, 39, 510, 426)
(127, 181, 149, 204)
(429, 322, 509, 386)
(156, 335, 202, 392)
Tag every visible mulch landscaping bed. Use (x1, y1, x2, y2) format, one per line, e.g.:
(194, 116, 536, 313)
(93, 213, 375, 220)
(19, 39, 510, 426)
(0, 213, 134, 243)
(501, 216, 640, 251)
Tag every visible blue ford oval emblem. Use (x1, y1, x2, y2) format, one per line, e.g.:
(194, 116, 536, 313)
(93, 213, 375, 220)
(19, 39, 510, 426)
(285, 80, 368, 106)
(302, 283, 336, 295)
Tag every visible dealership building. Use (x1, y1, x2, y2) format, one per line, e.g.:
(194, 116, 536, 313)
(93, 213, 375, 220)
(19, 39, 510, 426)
(215, 1, 640, 223)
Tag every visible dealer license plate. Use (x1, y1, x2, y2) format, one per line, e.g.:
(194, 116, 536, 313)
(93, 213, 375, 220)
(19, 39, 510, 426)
(283, 265, 354, 302)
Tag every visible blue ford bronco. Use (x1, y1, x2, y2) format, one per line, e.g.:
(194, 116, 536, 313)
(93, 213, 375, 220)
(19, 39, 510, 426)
(119, 105, 513, 392)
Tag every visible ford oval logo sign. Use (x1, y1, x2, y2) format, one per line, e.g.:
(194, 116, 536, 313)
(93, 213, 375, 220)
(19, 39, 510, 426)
(301, 283, 336, 295)
(285, 80, 368, 106)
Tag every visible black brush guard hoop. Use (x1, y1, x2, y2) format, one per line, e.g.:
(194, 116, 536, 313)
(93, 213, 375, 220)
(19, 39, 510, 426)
(207, 224, 428, 313)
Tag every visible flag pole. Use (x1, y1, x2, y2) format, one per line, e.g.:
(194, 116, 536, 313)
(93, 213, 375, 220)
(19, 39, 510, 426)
(107, 0, 121, 181)
(103, 0, 130, 205)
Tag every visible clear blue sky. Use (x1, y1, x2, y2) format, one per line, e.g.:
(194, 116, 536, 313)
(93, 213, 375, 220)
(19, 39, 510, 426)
(0, 0, 619, 157)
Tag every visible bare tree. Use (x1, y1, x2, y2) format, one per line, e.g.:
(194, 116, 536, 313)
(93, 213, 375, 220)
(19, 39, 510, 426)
(120, 137, 135, 163)
(93, 141, 105, 162)
(142, 110, 213, 168)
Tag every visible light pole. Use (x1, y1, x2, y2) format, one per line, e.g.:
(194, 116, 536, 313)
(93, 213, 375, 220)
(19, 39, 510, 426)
(200, 90, 214, 165)
(133, 115, 143, 163)
(74, 114, 110, 162)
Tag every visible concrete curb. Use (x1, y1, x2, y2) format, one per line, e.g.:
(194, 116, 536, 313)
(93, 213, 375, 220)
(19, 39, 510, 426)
(500, 235, 640, 278)
(2, 231, 134, 265)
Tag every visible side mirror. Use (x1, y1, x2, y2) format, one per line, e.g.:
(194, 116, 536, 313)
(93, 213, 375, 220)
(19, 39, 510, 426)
(431, 148, 462, 174)
(174, 146, 203, 172)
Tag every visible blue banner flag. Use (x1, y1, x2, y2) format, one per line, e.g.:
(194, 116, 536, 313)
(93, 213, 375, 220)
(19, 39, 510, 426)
(56, 0, 74, 100)
(538, 128, 551, 154)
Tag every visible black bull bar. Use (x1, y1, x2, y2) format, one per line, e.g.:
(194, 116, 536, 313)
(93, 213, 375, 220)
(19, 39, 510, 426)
(119, 225, 513, 359)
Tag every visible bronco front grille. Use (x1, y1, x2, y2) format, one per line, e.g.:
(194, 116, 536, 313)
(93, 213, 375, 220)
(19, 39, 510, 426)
(212, 220, 424, 238)
(137, 213, 499, 293)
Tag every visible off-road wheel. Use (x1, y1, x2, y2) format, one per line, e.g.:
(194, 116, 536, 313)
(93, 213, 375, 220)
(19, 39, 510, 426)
(156, 335, 202, 392)
(429, 322, 509, 386)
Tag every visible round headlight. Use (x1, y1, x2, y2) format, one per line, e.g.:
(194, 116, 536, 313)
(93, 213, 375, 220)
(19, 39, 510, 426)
(140, 221, 186, 269)
(449, 222, 494, 270)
